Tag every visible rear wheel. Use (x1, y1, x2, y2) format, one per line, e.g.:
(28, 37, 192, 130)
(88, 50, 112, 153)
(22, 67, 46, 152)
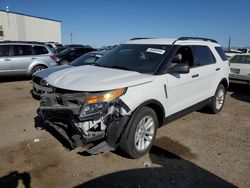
(209, 84, 226, 114)
(31, 65, 47, 75)
(120, 106, 158, 158)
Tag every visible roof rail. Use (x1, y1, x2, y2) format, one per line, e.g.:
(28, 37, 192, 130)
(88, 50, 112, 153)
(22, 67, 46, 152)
(130, 37, 152, 41)
(177, 37, 218, 43)
(0, 40, 45, 44)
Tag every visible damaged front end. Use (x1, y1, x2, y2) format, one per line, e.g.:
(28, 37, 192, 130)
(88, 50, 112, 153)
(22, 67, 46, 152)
(38, 87, 131, 153)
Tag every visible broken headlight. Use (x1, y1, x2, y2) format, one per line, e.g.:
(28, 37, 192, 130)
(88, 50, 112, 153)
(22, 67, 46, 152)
(79, 88, 125, 120)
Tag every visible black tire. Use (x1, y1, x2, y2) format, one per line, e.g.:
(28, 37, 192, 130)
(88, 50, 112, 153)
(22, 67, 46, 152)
(209, 84, 226, 114)
(31, 65, 47, 76)
(120, 106, 158, 159)
(60, 60, 69, 65)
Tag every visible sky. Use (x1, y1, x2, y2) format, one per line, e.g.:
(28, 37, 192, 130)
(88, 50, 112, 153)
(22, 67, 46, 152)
(0, 0, 249, 48)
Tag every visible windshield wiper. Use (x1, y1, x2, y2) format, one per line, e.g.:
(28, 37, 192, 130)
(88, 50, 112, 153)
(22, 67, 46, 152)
(104, 65, 130, 71)
(92, 63, 102, 67)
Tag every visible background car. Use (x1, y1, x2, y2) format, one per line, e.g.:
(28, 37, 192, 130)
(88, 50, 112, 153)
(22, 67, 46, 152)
(0, 41, 57, 77)
(229, 54, 250, 85)
(56, 47, 95, 64)
(32, 50, 107, 98)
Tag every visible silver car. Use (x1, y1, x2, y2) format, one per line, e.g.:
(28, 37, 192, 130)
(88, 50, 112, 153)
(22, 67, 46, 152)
(0, 41, 58, 76)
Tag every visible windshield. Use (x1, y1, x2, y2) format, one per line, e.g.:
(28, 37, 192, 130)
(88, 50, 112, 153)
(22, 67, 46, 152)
(230, 55, 250, 64)
(70, 54, 100, 66)
(95, 44, 171, 74)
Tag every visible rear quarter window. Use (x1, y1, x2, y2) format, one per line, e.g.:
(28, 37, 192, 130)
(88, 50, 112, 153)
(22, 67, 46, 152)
(215, 47, 228, 61)
(34, 46, 49, 55)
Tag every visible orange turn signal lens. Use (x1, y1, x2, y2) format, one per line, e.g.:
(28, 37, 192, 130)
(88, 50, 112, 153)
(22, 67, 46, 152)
(85, 89, 125, 104)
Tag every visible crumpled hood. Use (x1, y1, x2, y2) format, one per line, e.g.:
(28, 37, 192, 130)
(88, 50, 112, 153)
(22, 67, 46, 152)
(45, 65, 154, 91)
(34, 65, 72, 79)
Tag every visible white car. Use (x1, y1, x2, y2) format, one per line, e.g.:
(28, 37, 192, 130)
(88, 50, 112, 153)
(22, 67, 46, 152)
(229, 54, 250, 85)
(38, 37, 229, 158)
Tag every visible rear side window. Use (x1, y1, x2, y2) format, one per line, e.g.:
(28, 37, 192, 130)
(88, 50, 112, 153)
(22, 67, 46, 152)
(0, 45, 10, 57)
(34, 46, 49, 55)
(192, 46, 216, 66)
(215, 47, 227, 61)
(13, 45, 33, 56)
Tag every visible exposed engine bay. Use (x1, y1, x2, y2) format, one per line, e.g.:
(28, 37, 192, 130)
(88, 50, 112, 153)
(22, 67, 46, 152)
(38, 88, 131, 153)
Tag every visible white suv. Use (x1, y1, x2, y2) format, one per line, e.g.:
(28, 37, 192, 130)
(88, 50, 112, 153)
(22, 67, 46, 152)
(38, 37, 229, 158)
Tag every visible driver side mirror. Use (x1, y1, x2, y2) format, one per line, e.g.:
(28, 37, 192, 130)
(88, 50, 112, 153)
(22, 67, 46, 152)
(170, 63, 190, 74)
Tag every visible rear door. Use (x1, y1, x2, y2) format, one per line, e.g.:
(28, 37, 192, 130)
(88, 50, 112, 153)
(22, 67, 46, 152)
(0, 45, 12, 75)
(10, 45, 33, 75)
(191, 45, 218, 99)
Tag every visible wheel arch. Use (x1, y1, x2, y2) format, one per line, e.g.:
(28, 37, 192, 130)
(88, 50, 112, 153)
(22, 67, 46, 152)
(133, 99, 165, 128)
(27, 62, 48, 75)
(219, 78, 229, 92)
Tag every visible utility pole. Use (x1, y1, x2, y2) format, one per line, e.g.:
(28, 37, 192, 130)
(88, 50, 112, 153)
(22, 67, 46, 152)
(70, 33, 73, 44)
(228, 36, 231, 51)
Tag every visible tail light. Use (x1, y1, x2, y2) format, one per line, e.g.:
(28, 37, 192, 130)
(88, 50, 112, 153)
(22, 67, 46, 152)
(50, 54, 57, 62)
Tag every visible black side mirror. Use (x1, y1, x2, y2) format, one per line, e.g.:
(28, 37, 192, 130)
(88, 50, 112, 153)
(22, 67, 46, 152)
(170, 63, 190, 74)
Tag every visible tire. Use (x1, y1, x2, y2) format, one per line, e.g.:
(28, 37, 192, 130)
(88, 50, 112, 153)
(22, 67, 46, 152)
(120, 106, 158, 159)
(60, 60, 69, 65)
(209, 84, 226, 114)
(31, 65, 47, 76)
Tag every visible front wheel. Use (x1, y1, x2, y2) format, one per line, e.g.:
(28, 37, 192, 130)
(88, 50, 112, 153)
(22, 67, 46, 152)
(120, 106, 158, 158)
(209, 84, 226, 114)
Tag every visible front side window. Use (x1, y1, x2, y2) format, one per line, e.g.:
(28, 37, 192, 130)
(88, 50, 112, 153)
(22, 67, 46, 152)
(96, 44, 171, 74)
(33, 46, 49, 55)
(192, 46, 216, 66)
(13, 45, 33, 56)
(0, 45, 10, 57)
(230, 55, 250, 64)
(171, 46, 194, 67)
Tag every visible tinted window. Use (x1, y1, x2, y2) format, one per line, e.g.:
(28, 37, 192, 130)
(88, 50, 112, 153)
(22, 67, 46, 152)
(13, 45, 33, 56)
(34, 46, 49, 55)
(192, 46, 216, 66)
(229, 55, 250, 64)
(0, 45, 10, 57)
(215, 47, 227, 61)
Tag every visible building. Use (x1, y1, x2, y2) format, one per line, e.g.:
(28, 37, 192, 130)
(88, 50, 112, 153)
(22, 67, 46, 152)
(0, 10, 61, 43)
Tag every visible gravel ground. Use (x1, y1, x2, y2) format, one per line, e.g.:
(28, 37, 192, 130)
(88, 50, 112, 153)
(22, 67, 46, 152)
(0, 78, 249, 188)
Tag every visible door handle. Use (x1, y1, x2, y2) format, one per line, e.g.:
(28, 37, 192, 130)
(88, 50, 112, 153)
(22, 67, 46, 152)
(192, 74, 199, 78)
(215, 68, 220, 71)
(31, 57, 37, 60)
(4, 58, 11, 61)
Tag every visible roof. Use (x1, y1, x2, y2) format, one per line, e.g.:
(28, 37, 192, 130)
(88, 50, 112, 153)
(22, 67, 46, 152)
(0, 9, 61, 22)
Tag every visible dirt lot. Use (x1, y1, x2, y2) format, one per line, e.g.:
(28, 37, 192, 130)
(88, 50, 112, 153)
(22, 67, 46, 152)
(0, 78, 249, 188)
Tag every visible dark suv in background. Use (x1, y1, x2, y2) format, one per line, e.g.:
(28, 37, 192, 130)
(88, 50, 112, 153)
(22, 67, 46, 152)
(56, 47, 95, 64)
(0, 41, 57, 76)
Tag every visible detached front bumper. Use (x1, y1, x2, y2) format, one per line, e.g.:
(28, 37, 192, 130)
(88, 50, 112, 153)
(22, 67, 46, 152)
(38, 92, 131, 150)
